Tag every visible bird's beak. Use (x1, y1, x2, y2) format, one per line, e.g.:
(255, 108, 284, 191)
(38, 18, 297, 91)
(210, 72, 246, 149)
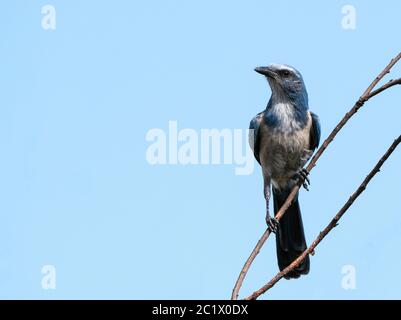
(254, 66, 277, 78)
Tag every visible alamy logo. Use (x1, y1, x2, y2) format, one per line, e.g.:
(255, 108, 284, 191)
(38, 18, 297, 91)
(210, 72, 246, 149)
(41, 265, 56, 290)
(41, 5, 56, 30)
(341, 264, 356, 290)
(341, 5, 356, 30)
(145, 121, 255, 175)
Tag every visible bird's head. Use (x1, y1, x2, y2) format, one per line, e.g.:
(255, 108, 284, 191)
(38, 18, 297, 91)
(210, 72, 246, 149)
(255, 64, 308, 107)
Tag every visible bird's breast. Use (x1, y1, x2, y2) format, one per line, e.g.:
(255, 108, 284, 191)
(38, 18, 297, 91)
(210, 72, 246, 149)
(259, 113, 312, 185)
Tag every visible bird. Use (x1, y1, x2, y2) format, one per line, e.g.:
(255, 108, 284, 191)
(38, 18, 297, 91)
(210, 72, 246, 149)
(249, 64, 321, 279)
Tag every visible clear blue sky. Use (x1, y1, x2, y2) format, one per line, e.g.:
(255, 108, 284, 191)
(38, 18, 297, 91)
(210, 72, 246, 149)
(1, 0, 401, 299)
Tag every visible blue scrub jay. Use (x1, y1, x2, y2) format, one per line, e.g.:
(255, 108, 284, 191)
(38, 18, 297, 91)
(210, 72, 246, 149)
(249, 64, 320, 279)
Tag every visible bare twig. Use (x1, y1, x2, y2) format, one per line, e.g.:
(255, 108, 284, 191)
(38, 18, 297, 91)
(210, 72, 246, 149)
(367, 78, 401, 100)
(231, 52, 401, 300)
(246, 135, 401, 300)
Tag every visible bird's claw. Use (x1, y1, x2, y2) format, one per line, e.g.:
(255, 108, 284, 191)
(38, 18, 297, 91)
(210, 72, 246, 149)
(294, 168, 310, 191)
(266, 216, 279, 233)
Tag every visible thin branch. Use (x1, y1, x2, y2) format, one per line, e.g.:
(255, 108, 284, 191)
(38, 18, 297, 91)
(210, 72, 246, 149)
(231, 52, 401, 300)
(362, 53, 401, 97)
(246, 135, 401, 300)
(367, 78, 401, 100)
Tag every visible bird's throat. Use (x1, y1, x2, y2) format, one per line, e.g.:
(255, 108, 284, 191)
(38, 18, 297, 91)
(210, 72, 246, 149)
(265, 100, 308, 132)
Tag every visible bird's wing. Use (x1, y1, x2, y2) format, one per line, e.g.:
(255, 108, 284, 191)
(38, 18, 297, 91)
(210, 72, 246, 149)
(249, 111, 264, 165)
(309, 111, 321, 151)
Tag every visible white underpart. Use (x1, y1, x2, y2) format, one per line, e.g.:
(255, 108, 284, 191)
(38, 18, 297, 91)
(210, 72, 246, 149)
(259, 111, 312, 190)
(269, 102, 302, 132)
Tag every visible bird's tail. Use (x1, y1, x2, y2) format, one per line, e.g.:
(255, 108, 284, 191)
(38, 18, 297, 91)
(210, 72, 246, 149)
(273, 188, 309, 279)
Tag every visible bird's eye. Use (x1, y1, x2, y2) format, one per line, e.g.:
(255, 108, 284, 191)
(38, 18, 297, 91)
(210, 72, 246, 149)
(282, 70, 290, 77)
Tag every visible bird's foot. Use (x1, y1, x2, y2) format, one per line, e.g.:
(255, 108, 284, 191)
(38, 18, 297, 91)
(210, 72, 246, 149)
(293, 168, 310, 191)
(266, 215, 279, 233)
